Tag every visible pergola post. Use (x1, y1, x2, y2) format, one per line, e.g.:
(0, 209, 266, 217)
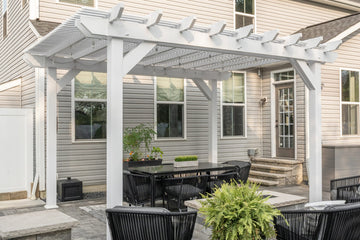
(45, 67, 58, 209)
(106, 38, 124, 209)
(209, 80, 218, 163)
(308, 63, 322, 202)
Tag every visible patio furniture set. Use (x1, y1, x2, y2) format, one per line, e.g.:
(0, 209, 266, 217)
(107, 173, 360, 240)
(123, 161, 251, 210)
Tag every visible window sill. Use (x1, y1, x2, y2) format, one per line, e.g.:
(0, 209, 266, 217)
(155, 137, 187, 141)
(72, 139, 106, 144)
(220, 136, 247, 140)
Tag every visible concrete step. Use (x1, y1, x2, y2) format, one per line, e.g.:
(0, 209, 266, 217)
(252, 158, 303, 168)
(249, 170, 286, 185)
(251, 163, 293, 174)
(248, 177, 279, 186)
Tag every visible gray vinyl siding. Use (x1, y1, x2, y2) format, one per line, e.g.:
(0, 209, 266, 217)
(57, 74, 263, 186)
(0, 0, 37, 108)
(0, 85, 21, 107)
(256, 0, 353, 35)
(321, 29, 360, 145)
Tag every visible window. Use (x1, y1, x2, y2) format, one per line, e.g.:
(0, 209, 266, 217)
(74, 71, 107, 140)
(2, 0, 7, 38)
(59, 0, 94, 7)
(274, 70, 294, 82)
(341, 69, 359, 135)
(235, 0, 255, 29)
(222, 72, 245, 137)
(156, 77, 185, 139)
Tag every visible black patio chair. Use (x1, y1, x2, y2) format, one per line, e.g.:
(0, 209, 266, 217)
(123, 170, 163, 206)
(222, 160, 251, 183)
(206, 171, 238, 193)
(274, 202, 360, 240)
(162, 174, 208, 211)
(330, 175, 360, 202)
(106, 206, 197, 240)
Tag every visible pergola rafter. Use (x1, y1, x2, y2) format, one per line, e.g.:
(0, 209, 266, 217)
(23, 6, 341, 238)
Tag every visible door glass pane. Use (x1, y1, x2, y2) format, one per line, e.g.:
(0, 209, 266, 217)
(75, 71, 107, 99)
(342, 104, 358, 135)
(157, 78, 184, 102)
(342, 70, 359, 102)
(157, 104, 183, 138)
(278, 86, 294, 149)
(274, 70, 295, 82)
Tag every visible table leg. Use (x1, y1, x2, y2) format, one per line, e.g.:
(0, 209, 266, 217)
(150, 175, 155, 207)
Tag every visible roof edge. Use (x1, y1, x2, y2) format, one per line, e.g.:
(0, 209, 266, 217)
(310, 0, 360, 11)
(327, 21, 360, 43)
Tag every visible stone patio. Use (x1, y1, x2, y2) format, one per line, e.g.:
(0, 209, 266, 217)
(0, 184, 331, 240)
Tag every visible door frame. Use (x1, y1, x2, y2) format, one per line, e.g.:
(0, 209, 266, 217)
(270, 68, 297, 159)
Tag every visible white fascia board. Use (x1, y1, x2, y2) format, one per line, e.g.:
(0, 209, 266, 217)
(327, 22, 360, 43)
(75, 16, 336, 63)
(29, 21, 41, 38)
(0, 78, 21, 92)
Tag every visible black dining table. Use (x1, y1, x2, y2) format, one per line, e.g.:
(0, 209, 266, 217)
(128, 162, 238, 207)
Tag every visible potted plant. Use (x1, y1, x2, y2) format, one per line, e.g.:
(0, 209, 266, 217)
(150, 147, 163, 160)
(174, 155, 198, 167)
(123, 124, 163, 168)
(200, 181, 283, 240)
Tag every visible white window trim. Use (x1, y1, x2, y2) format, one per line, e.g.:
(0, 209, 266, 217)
(71, 78, 106, 143)
(339, 67, 360, 137)
(220, 71, 247, 139)
(56, 0, 98, 9)
(154, 76, 187, 141)
(233, 0, 256, 32)
(270, 68, 297, 159)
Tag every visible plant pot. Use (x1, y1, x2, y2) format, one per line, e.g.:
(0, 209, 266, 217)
(174, 160, 198, 168)
(123, 159, 163, 169)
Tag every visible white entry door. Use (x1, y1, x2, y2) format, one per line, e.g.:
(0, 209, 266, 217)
(0, 108, 33, 196)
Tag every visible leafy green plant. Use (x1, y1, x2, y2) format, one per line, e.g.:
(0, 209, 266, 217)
(123, 124, 156, 161)
(150, 147, 163, 160)
(200, 181, 283, 240)
(174, 155, 198, 162)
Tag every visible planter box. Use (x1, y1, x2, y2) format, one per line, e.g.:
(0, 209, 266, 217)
(123, 159, 162, 169)
(174, 160, 198, 168)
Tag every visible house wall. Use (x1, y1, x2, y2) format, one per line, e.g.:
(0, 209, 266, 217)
(39, 0, 234, 28)
(256, 0, 352, 35)
(57, 72, 263, 186)
(0, 0, 37, 108)
(0, 85, 21, 108)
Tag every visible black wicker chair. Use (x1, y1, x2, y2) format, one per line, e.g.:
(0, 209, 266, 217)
(162, 174, 208, 211)
(207, 171, 238, 193)
(222, 160, 251, 183)
(123, 171, 163, 206)
(330, 175, 360, 202)
(274, 202, 360, 240)
(106, 206, 197, 240)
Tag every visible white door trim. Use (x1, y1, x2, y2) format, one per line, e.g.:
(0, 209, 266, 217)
(270, 68, 297, 159)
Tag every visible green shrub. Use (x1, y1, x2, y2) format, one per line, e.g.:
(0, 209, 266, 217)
(174, 155, 198, 162)
(200, 181, 283, 240)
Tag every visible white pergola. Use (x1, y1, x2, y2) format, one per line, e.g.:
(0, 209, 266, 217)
(24, 3, 340, 216)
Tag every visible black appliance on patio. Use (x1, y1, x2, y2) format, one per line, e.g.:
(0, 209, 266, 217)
(57, 177, 83, 202)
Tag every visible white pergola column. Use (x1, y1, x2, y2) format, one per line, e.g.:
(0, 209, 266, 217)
(45, 67, 58, 209)
(106, 38, 124, 210)
(308, 63, 322, 202)
(209, 80, 218, 163)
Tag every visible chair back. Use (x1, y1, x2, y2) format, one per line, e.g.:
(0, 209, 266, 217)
(106, 207, 197, 240)
(223, 161, 251, 183)
(123, 171, 151, 205)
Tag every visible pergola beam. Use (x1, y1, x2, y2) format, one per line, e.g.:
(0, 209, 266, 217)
(290, 59, 316, 90)
(192, 79, 212, 100)
(122, 42, 156, 76)
(57, 69, 81, 93)
(75, 15, 337, 63)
